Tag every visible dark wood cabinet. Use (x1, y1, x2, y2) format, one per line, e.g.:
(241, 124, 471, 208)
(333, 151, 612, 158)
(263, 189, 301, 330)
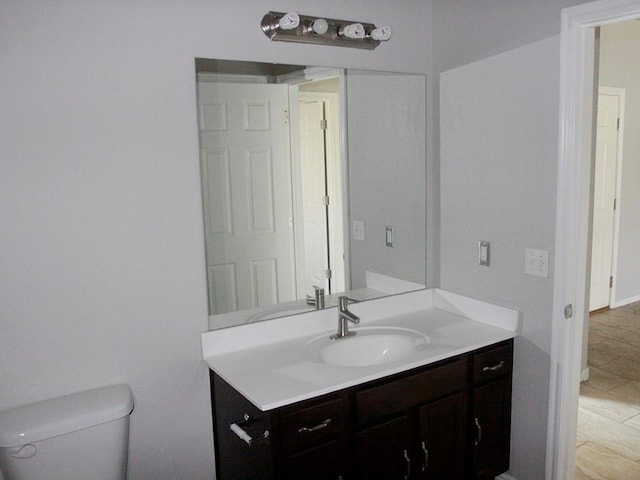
(469, 342, 513, 480)
(280, 438, 350, 480)
(210, 339, 513, 480)
(355, 415, 411, 479)
(418, 392, 467, 480)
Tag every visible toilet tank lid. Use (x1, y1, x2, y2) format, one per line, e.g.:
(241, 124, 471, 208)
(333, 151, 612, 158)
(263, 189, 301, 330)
(0, 384, 134, 447)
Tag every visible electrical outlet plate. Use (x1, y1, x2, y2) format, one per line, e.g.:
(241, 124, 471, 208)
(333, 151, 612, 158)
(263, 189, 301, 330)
(352, 220, 365, 241)
(525, 248, 549, 277)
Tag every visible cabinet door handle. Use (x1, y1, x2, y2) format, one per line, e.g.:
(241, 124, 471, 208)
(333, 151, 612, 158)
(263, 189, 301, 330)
(403, 449, 411, 479)
(482, 360, 505, 372)
(230, 414, 270, 446)
(474, 417, 482, 446)
(298, 418, 332, 433)
(421, 441, 429, 471)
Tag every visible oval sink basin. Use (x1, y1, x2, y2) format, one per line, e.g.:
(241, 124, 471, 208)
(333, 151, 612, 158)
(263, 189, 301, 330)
(305, 327, 430, 367)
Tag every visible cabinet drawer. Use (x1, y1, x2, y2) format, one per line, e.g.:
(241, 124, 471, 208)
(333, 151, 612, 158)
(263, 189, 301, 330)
(277, 396, 347, 454)
(355, 359, 466, 424)
(471, 341, 513, 384)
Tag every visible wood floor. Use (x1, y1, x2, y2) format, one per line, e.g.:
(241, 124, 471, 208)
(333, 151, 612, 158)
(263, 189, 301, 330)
(575, 302, 640, 479)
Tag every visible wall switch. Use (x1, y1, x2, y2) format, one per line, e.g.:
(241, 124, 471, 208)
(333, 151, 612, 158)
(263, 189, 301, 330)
(385, 226, 394, 247)
(352, 220, 365, 241)
(525, 248, 549, 277)
(479, 241, 490, 266)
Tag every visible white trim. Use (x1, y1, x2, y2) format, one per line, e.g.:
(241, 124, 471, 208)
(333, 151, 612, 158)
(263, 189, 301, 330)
(496, 474, 518, 480)
(277, 67, 343, 86)
(195, 72, 268, 84)
(581, 367, 590, 382)
(611, 292, 640, 309)
(550, 2, 640, 480)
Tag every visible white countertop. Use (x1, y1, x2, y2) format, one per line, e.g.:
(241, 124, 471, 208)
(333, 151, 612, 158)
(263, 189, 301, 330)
(201, 289, 519, 411)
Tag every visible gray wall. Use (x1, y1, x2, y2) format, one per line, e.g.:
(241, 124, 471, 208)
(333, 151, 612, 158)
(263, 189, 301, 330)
(441, 37, 559, 480)
(432, 0, 595, 73)
(599, 21, 640, 305)
(347, 71, 426, 288)
(435, 1, 593, 479)
(2, 1, 611, 479)
(0, 1, 430, 479)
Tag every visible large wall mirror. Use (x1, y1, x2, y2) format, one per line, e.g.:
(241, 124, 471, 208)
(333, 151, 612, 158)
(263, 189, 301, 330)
(196, 58, 426, 330)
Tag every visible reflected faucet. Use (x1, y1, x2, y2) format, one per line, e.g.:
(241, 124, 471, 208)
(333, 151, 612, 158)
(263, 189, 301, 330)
(306, 285, 325, 310)
(330, 296, 360, 340)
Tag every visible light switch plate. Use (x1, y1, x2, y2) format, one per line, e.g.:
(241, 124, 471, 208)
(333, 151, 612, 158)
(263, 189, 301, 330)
(385, 226, 394, 247)
(479, 241, 490, 266)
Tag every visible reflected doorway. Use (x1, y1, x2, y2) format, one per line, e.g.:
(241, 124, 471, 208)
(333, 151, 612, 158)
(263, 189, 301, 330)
(292, 81, 345, 300)
(197, 71, 346, 315)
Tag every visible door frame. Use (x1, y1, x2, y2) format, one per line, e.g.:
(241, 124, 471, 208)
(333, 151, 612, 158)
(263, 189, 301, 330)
(548, 1, 640, 479)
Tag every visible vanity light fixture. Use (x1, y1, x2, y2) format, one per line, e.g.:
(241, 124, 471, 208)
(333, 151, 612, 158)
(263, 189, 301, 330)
(308, 18, 329, 35)
(275, 12, 300, 30)
(370, 25, 392, 42)
(338, 23, 365, 39)
(261, 11, 391, 50)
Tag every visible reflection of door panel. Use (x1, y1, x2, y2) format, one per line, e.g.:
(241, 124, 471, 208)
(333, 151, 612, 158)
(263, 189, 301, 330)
(589, 92, 620, 311)
(299, 100, 330, 293)
(198, 82, 295, 313)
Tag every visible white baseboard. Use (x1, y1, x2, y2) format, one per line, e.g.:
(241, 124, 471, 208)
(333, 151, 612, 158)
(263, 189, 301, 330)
(611, 293, 640, 309)
(581, 368, 590, 382)
(496, 474, 517, 480)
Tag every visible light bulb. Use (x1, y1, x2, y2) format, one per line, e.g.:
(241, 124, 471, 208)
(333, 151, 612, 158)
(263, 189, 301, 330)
(340, 23, 365, 39)
(370, 25, 392, 41)
(278, 12, 300, 30)
(311, 18, 329, 35)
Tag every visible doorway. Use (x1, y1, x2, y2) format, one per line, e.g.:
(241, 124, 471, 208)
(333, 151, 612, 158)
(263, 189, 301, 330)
(550, 2, 640, 479)
(577, 19, 640, 479)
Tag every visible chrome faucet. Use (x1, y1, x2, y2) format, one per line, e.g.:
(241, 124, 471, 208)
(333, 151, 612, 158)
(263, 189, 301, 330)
(306, 285, 325, 310)
(330, 296, 360, 340)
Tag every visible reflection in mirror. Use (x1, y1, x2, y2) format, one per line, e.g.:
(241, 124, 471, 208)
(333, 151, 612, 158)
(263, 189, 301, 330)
(195, 59, 426, 330)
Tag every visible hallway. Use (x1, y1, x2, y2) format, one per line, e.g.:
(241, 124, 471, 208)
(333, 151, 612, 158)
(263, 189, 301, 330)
(575, 303, 640, 479)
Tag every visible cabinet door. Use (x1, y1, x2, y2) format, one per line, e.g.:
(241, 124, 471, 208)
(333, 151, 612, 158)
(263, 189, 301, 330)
(355, 415, 412, 480)
(279, 438, 349, 480)
(471, 377, 512, 480)
(418, 393, 467, 480)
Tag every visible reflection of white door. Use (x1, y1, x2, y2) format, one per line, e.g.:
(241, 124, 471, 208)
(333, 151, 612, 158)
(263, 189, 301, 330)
(197, 82, 295, 313)
(589, 90, 622, 311)
(298, 99, 330, 294)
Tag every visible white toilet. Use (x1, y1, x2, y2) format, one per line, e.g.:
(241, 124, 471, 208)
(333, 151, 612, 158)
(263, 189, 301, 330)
(0, 384, 134, 480)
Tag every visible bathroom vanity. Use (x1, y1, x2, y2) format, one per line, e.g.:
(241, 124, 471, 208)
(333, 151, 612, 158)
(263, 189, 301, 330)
(202, 289, 518, 480)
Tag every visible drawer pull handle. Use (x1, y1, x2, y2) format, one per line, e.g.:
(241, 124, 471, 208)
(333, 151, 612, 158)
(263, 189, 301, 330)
(474, 417, 482, 446)
(482, 360, 505, 372)
(421, 441, 429, 471)
(230, 414, 270, 446)
(298, 418, 332, 433)
(403, 449, 411, 479)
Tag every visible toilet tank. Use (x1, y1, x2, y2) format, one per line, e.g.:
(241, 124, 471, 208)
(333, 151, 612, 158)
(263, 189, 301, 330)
(0, 384, 134, 480)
